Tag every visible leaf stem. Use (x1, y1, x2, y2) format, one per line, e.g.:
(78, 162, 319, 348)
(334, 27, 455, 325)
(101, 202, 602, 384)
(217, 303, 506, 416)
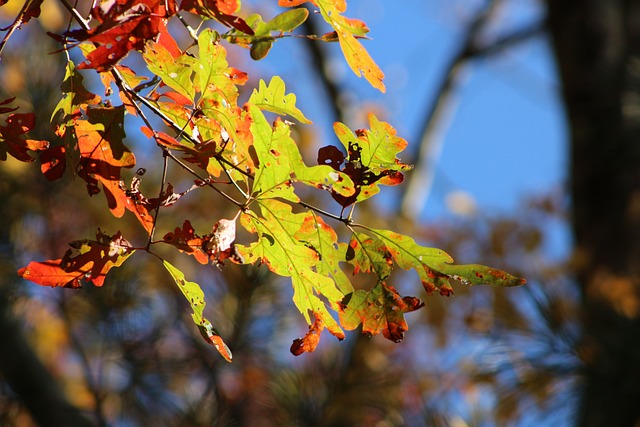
(147, 152, 169, 248)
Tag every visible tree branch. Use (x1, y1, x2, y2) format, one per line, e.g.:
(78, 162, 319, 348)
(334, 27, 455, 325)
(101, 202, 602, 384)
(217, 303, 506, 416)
(400, 1, 545, 220)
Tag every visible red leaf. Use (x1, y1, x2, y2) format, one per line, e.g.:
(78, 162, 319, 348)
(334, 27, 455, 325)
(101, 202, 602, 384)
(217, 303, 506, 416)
(180, 0, 254, 35)
(40, 145, 66, 180)
(163, 220, 210, 264)
(18, 259, 85, 289)
(0, 97, 19, 114)
(18, 231, 136, 288)
(66, 0, 175, 71)
(164, 217, 243, 266)
(0, 112, 49, 162)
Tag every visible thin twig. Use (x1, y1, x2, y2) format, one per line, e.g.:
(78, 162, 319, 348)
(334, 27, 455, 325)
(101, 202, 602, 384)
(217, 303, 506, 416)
(148, 152, 169, 247)
(0, 0, 35, 58)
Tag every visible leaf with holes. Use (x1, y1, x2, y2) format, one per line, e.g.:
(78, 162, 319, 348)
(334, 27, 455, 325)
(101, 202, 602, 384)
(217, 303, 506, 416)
(318, 113, 411, 207)
(338, 281, 424, 342)
(368, 228, 525, 296)
(249, 105, 354, 201)
(65, 0, 175, 71)
(346, 231, 393, 279)
(18, 230, 135, 288)
(162, 260, 232, 362)
(75, 105, 135, 217)
(238, 199, 346, 346)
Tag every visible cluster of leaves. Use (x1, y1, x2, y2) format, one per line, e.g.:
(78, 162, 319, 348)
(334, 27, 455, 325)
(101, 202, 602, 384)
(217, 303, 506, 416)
(2, 0, 524, 362)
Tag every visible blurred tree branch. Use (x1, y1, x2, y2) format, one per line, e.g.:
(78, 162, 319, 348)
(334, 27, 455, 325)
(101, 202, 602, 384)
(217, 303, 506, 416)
(400, 0, 545, 219)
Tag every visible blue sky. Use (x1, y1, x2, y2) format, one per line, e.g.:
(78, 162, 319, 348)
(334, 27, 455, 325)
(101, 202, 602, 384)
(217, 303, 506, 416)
(251, 0, 567, 222)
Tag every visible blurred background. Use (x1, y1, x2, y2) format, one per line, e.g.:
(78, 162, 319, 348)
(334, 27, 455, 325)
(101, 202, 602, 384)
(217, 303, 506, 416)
(1, 0, 638, 426)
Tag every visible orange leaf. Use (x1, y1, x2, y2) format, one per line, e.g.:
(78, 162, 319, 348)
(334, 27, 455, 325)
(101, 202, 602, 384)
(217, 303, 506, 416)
(0, 112, 50, 162)
(163, 220, 210, 265)
(18, 231, 135, 288)
(18, 259, 85, 289)
(291, 316, 324, 356)
(75, 106, 135, 217)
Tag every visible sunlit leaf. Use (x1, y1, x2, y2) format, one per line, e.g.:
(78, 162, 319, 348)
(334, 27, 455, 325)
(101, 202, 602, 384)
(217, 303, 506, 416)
(18, 230, 135, 288)
(143, 41, 196, 103)
(295, 212, 354, 295)
(163, 260, 233, 362)
(66, 0, 174, 71)
(249, 76, 311, 124)
(250, 105, 354, 201)
(346, 231, 393, 279)
(238, 199, 345, 341)
(338, 281, 424, 342)
(368, 228, 526, 295)
(319, 113, 410, 206)
(75, 106, 135, 217)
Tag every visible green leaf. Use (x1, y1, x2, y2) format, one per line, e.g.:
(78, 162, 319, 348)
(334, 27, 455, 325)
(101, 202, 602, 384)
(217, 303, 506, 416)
(435, 263, 527, 288)
(242, 9, 308, 60)
(262, 8, 309, 33)
(295, 212, 354, 295)
(237, 199, 345, 338)
(367, 228, 525, 295)
(323, 113, 411, 206)
(338, 281, 424, 342)
(197, 28, 242, 104)
(347, 231, 393, 279)
(162, 260, 232, 362)
(143, 42, 196, 103)
(249, 105, 354, 201)
(250, 40, 273, 60)
(248, 76, 311, 124)
(52, 60, 100, 124)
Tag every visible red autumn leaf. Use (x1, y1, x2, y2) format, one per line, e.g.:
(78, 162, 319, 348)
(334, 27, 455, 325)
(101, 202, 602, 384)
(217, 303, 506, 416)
(0, 112, 49, 162)
(65, 0, 176, 72)
(163, 220, 210, 264)
(141, 125, 220, 173)
(290, 316, 324, 356)
(338, 282, 424, 343)
(164, 217, 243, 266)
(40, 145, 66, 180)
(75, 106, 135, 217)
(17, 259, 86, 289)
(18, 230, 136, 288)
(156, 19, 182, 59)
(180, 0, 254, 35)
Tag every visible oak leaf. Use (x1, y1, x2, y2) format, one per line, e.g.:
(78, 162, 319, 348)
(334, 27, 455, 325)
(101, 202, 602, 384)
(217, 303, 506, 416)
(65, 0, 175, 71)
(0, 112, 49, 162)
(163, 260, 233, 361)
(18, 231, 136, 288)
(338, 281, 424, 342)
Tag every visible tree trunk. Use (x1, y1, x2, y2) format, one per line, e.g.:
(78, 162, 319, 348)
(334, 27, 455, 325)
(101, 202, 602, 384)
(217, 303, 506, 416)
(546, 1, 640, 425)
